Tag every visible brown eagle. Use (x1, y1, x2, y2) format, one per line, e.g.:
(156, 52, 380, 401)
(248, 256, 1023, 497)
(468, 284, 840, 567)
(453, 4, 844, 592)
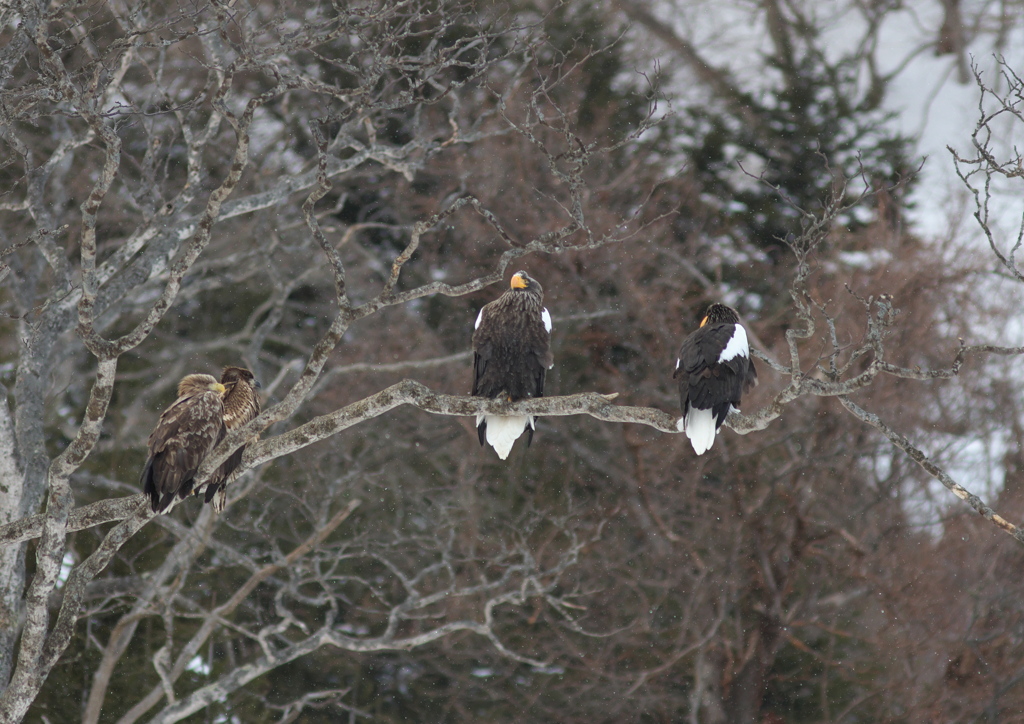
(204, 366, 261, 512)
(673, 303, 758, 455)
(471, 271, 553, 459)
(141, 367, 261, 513)
(142, 374, 227, 513)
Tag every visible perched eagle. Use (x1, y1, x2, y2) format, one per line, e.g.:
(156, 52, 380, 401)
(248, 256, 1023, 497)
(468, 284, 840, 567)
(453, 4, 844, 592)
(673, 303, 758, 455)
(141, 374, 227, 513)
(471, 271, 553, 459)
(203, 366, 261, 512)
(141, 367, 261, 513)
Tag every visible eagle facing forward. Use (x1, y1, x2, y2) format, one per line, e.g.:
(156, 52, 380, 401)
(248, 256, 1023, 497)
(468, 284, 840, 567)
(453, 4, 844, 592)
(472, 271, 553, 460)
(674, 303, 758, 455)
(141, 367, 260, 513)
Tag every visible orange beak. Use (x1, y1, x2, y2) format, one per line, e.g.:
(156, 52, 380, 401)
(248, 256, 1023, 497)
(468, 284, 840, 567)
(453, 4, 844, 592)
(510, 273, 528, 290)
(699, 316, 709, 328)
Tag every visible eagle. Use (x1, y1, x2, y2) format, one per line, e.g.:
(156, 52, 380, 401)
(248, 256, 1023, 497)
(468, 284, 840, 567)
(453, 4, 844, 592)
(673, 303, 758, 455)
(471, 271, 553, 460)
(141, 373, 227, 513)
(141, 367, 260, 513)
(203, 366, 261, 512)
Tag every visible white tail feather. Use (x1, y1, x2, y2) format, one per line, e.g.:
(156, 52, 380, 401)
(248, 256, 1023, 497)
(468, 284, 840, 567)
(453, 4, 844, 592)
(683, 407, 718, 455)
(477, 414, 531, 460)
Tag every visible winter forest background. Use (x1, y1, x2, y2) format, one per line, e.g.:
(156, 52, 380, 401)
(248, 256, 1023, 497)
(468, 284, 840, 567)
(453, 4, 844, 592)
(3, 0, 1024, 722)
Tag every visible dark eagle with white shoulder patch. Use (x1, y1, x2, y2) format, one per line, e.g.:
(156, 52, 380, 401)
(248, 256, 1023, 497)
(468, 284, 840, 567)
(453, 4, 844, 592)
(673, 303, 758, 455)
(471, 271, 553, 460)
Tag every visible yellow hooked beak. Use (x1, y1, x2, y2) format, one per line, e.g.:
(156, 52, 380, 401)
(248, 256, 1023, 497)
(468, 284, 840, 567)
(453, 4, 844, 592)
(210, 383, 227, 394)
(699, 315, 709, 328)
(510, 273, 528, 290)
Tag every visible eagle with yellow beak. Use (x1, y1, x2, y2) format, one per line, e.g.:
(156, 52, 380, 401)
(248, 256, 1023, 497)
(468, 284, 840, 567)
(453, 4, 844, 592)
(471, 271, 553, 459)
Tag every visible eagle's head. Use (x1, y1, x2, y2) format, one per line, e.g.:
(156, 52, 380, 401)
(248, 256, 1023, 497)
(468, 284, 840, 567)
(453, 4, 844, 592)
(509, 271, 542, 296)
(221, 366, 261, 390)
(178, 374, 226, 397)
(699, 303, 740, 328)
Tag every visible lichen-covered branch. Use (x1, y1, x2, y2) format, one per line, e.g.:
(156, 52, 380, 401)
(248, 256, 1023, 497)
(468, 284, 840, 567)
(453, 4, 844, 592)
(840, 395, 1024, 547)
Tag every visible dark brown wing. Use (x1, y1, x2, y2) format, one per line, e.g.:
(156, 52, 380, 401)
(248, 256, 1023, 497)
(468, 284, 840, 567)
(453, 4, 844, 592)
(675, 322, 756, 427)
(204, 375, 261, 509)
(141, 390, 225, 513)
(471, 331, 494, 398)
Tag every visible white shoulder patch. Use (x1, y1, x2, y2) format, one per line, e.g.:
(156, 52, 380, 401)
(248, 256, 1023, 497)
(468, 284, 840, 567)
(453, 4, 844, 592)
(474, 308, 484, 330)
(718, 325, 749, 363)
(541, 308, 552, 334)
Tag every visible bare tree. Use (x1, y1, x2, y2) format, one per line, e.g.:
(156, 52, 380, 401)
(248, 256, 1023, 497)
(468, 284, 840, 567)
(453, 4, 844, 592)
(3, 1, 1024, 722)
(0, 1, 667, 719)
